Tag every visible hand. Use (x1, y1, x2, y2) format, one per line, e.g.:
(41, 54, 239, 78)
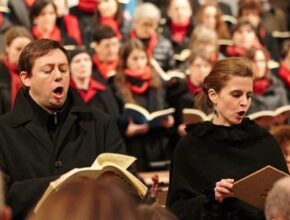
(214, 178, 235, 202)
(159, 115, 174, 129)
(178, 124, 186, 136)
(126, 118, 150, 137)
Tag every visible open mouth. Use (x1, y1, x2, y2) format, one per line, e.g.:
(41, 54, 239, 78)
(237, 111, 246, 117)
(53, 86, 64, 96)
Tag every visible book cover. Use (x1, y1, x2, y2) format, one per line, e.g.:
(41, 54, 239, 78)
(233, 165, 289, 210)
(123, 103, 175, 127)
(34, 153, 147, 213)
(182, 108, 214, 124)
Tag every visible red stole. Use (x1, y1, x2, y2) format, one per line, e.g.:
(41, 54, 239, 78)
(3, 58, 22, 109)
(63, 14, 82, 45)
(100, 17, 122, 40)
(278, 64, 290, 87)
(70, 78, 106, 103)
(253, 78, 271, 95)
(92, 54, 118, 81)
(32, 26, 62, 42)
(170, 20, 190, 44)
(130, 31, 158, 58)
(78, 0, 97, 13)
(0, 13, 3, 27)
(124, 66, 151, 94)
(187, 78, 202, 95)
(24, 0, 36, 7)
(226, 41, 262, 57)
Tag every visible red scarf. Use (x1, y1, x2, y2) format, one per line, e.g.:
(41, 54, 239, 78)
(63, 14, 82, 45)
(124, 66, 151, 94)
(0, 13, 3, 28)
(24, 0, 36, 7)
(100, 17, 122, 40)
(170, 20, 190, 44)
(130, 31, 158, 58)
(70, 78, 106, 103)
(226, 41, 262, 57)
(187, 78, 202, 95)
(32, 26, 62, 42)
(253, 78, 271, 95)
(78, 0, 97, 13)
(3, 58, 22, 109)
(278, 64, 290, 87)
(92, 54, 118, 81)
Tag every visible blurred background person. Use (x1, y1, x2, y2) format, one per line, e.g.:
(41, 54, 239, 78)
(195, 2, 230, 40)
(114, 39, 174, 171)
(130, 2, 175, 71)
(30, 0, 77, 45)
(265, 177, 290, 220)
(246, 47, 288, 114)
(0, 26, 33, 115)
(278, 40, 290, 102)
(69, 48, 120, 120)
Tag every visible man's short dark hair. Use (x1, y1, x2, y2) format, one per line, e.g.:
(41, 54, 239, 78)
(18, 39, 68, 77)
(93, 25, 117, 43)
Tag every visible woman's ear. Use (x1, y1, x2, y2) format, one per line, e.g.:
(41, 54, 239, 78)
(208, 88, 217, 105)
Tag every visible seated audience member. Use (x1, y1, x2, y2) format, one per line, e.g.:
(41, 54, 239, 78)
(69, 48, 120, 119)
(238, 0, 280, 61)
(115, 39, 174, 171)
(175, 49, 214, 137)
(225, 20, 262, 57)
(28, 178, 139, 220)
(0, 12, 12, 52)
(190, 25, 221, 61)
(278, 40, 290, 102)
(270, 125, 290, 172)
(196, 3, 230, 40)
(260, 0, 288, 33)
(246, 47, 288, 114)
(91, 0, 131, 40)
(8, 0, 33, 29)
(160, 0, 194, 57)
(53, 0, 82, 45)
(0, 26, 33, 115)
(265, 177, 290, 220)
(0, 39, 126, 220)
(30, 0, 77, 45)
(0, 171, 12, 220)
(137, 204, 177, 220)
(130, 3, 175, 71)
(166, 57, 288, 220)
(92, 25, 120, 88)
(70, 0, 97, 44)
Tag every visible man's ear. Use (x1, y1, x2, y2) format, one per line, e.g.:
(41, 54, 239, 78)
(208, 88, 217, 105)
(19, 71, 31, 88)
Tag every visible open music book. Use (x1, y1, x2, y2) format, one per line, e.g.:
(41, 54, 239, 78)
(34, 153, 147, 213)
(182, 108, 214, 124)
(123, 103, 175, 127)
(233, 165, 289, 210)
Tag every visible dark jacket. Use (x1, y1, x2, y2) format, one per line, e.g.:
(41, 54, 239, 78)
(0, 88, 126, 220)
(248, 75, 288, 114)
(0, 62, 12, 114)
(167, 118, 288, 220)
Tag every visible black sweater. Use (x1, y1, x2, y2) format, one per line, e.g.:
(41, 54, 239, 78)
(167, 118, 288, 220)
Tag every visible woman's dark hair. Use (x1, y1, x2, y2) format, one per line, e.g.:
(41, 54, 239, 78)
(281, 40, 290, 60)
(30, 0, 57, 22)
(195, 57, 253, 113)
(115, 39, 161, 103)
(232, 20, 256, 36)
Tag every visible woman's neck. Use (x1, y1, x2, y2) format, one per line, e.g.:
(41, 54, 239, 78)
(72, 77, 90, 90)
